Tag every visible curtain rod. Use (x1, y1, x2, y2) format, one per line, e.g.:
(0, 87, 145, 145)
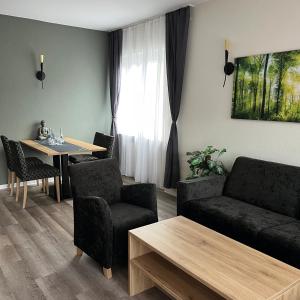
(109, 4, 194, 32)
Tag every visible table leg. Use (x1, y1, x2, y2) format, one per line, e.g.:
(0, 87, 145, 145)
(53, 155, 61, 170)
(61, 154, 72, 198)
(49, 155, 72, 200)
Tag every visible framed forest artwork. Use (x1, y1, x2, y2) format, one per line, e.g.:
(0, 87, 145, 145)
(231, 49, 300, 122)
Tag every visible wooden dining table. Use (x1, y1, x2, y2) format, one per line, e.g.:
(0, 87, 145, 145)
(21, 137, 106, 200)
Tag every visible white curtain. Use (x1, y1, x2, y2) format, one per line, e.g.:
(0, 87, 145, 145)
(117, 16, 171, 187)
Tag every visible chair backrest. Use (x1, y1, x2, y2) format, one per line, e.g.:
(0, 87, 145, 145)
(69, 158, 122, 205)
(224, 156, 300, 218)
(92, 132, 114, 159)
(1, 135, 13, 170)
(9, 141, 27, 179)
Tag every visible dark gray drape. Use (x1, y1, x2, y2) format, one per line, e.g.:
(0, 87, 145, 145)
(108, 29, 122, 161)
(164, 7, 190, 188)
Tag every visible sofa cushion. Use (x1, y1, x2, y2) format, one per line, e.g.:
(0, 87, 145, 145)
(257, 222, 300, 268)
(182, 196, 295, 245)
(223, 156, 300, 218)
(110, 202, 157, 262)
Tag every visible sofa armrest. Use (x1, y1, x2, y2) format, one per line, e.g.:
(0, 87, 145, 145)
(121, 183, 157, 215)
(74, 196, 113, 268)
(177, 176, 226, 215)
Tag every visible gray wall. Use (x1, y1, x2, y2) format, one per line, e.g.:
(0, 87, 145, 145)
(0, 14, 110, 184)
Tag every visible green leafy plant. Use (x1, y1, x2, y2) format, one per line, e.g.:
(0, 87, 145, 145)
(186, 146, 227, 179)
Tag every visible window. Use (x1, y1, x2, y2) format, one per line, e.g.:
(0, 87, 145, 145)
(117, 17, 171, 186)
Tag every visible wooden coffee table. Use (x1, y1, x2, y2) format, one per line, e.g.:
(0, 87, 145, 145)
(128, 216, 300, 300)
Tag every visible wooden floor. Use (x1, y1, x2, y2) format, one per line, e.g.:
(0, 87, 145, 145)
(0, 183, 176, 300)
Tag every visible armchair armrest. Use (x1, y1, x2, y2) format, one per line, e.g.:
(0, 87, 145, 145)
(177, 176, 226, 215)
(121, 183, 157, 214)
(74, 196, 113, 268)
(75, 195, 112, 222)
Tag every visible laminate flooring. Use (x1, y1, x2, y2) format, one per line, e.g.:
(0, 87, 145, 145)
(0, 182, 176, 300)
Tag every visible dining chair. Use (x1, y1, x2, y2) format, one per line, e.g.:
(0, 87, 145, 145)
(1, 135, 43, 195)
(69, 132, 114, 164)
(9, 140, 61, 208)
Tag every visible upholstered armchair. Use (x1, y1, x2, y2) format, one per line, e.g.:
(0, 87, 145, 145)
(69, 158, 158, 279)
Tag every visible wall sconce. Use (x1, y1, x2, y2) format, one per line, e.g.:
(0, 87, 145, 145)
(223, 40, 235, 87)
(36, 54, 46, 89)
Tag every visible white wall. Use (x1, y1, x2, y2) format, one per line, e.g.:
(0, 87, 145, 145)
(179, 0, 300, 179)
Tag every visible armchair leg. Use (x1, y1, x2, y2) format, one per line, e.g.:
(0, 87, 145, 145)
(23, 182, 28, 209)
(76, 247, 83, 256)
(36, 179, 40, 186)
(16, 177, 20, 202)
(10, 172, 15, 196)
(103, 267, 112, 280)
(55, 176, 61, 203)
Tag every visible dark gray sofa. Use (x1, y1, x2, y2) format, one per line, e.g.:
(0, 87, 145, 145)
(177, 156, 300, 268)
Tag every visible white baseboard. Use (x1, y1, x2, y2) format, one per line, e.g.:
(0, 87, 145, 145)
(0, 178, 54, 190)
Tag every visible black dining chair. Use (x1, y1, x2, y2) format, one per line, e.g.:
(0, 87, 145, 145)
(1, 135, 43, 195)
(69, 132, 114, 164)
(9, 141, 61, 208)
(69, 159, 158, 279)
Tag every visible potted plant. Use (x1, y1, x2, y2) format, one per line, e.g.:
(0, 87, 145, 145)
(186, 146, 227, 179)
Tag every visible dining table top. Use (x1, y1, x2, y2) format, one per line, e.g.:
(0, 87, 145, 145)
(21, 137, 107, 157)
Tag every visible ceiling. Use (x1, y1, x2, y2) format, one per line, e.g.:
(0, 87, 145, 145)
(0, 0, 206, 31)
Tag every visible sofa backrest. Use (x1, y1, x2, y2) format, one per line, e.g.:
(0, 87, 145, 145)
(223, 156, 300, 218)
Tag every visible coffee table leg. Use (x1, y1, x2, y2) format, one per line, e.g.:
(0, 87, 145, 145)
(128, 233, 154, 296)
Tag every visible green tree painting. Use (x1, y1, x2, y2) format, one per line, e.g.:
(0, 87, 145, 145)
(231, 49, 300, 122)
